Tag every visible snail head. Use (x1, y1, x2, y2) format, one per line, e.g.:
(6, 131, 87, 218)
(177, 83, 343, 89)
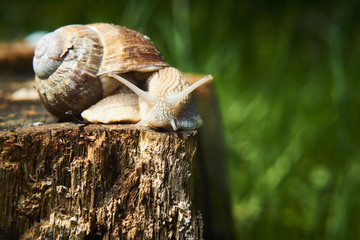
(108, 68, 212, 131)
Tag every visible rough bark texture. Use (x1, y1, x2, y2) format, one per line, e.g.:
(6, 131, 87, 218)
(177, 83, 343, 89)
(0, 123, 202, 239)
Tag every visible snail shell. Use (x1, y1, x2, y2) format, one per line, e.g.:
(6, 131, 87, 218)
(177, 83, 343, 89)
(33, 23, 212, 131)
(33, 25, 104, 119)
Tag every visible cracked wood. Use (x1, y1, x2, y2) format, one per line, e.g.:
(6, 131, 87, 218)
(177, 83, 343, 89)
(0, 123, 203, 239)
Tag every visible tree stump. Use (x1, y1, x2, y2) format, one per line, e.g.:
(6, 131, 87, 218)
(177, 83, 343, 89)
(0, 123, 202, 239)
(0, 41, 234, 239)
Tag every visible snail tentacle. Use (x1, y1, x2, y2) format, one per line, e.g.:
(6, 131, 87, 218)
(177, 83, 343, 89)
(168, 74, 213, 107)
(108, 73, 156, 106)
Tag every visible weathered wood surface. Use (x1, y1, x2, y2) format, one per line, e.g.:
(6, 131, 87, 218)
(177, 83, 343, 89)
(0, 123, 202, 239)
(0, 41, 234, 239)
(0, 41, 35, 74)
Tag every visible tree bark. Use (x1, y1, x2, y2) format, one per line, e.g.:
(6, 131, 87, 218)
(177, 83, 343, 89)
(0, 123, 203, 239)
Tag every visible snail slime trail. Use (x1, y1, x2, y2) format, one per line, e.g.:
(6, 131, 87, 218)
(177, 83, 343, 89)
(33, 23, 213, 131)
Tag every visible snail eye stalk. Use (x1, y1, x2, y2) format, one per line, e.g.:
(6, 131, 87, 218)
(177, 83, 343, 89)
(108, 73, 156, 106)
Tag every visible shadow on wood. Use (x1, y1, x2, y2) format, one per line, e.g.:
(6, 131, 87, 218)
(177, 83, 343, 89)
(188, 74, 234, 240)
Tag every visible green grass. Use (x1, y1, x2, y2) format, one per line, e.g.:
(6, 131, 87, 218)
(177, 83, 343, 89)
(1, 0, 360, 239)
(216, 5, 359, 239)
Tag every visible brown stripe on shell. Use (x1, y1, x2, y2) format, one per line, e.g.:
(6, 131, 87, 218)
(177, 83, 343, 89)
(88, 23, 169, 76)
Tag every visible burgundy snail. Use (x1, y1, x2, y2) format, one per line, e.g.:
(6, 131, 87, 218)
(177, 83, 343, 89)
(33, 23, 212, 131)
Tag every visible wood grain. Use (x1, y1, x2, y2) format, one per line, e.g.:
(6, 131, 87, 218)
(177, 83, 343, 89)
(0, 123, 202, 239)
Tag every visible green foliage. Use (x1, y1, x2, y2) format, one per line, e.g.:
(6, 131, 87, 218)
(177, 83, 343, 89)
(1, 0, 360, 239)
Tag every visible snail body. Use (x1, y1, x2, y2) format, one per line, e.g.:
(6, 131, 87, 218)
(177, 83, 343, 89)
(33, 23, 212, 131)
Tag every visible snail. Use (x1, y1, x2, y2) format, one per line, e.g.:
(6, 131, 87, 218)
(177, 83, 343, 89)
(33, 23, 212, 131)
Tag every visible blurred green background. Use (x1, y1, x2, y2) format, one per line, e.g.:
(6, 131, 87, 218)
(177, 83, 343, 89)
(1, 0, 359, 239)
